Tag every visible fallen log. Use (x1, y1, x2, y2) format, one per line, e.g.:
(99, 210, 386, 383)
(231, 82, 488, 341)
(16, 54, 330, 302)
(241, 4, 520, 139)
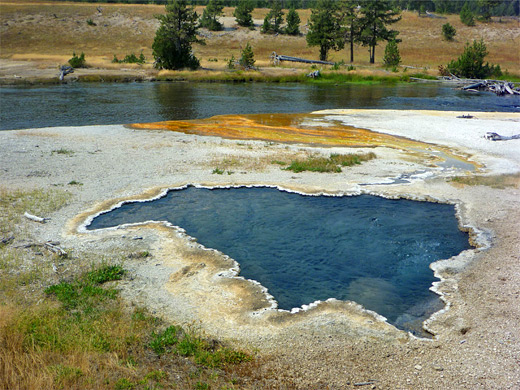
(462, 81, 486, 90)
(485, 132, 520, 141)
(17, 241, 67, 257)
(24, 212, 49, 223)
(271, 52, 334, 66)
(44, 241, 68, 257)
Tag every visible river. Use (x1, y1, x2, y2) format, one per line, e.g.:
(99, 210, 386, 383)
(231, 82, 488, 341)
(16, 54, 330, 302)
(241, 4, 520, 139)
(1, 82, 518, 130)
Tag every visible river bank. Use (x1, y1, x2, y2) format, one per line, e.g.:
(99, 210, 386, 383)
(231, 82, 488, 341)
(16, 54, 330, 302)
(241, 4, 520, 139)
(1, 110, 519, 388)
(0, 57, 440, 86)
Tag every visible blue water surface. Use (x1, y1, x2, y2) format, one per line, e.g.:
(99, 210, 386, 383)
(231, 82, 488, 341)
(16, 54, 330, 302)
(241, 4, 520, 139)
(88, 186, 472, 335)
(1, 82, 518, 130)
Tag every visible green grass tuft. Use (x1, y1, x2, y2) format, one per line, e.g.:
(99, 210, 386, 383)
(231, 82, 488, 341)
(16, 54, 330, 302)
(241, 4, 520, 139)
(149, 326, 251, 368)
(284, 152, 376, 173)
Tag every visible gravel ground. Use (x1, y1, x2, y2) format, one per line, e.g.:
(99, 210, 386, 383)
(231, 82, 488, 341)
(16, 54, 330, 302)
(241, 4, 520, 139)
(1, 110, 519, 389)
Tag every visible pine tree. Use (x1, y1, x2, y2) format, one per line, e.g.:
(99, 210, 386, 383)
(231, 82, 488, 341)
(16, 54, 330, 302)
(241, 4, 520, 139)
(306, 0, 344, 61)
(447, 39, 502, 79)
(261, 0, 284, 34)
(460, 2, 475, 26)
(383, 39, 401, 67)
(358, 0, 401, 64)
(479, 0, 500, 21)
(339, 0, 360, 63)
(285, 8, 301, 35)
(239, 42, 255, 69)
(200, 0, 224, 31)
(152, 0, 204, 70)
(234, 0, 254, 28)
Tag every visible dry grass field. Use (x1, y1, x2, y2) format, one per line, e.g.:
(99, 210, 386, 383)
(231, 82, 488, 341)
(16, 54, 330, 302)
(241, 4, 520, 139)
(1, 0, 519, 77)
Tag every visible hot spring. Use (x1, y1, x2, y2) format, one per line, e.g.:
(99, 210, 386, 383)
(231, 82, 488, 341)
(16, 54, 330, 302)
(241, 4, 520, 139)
(87, 186, 472, 336)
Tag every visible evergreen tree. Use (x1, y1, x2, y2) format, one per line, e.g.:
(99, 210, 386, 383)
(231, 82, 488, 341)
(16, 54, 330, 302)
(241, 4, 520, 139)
(285, 8, 301, 35)
(234, 0, 254, 27)
(478, 0, 501, 21)
(460, 2, 475, 26)
(152, 0, 204, 70)
(442, 22, 456, 41)
(306, 0, 344, 61)
(358, 0, 401, 64)
(239, 42, 255, 68)
(383, 39, 401, 67)
(447, 39, 502, 79)
(261, 0, 284, 34)
(200, 0, 224, 31)
(339, 0, 360, 63)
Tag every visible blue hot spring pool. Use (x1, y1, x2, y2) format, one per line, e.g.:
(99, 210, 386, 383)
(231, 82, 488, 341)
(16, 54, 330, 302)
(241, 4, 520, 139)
(88, 186, 472, 335)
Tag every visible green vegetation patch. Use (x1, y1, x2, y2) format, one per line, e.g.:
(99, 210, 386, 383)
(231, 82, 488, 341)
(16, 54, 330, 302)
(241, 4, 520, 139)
(449, 173, 520, 189)
(150, 325, 251, 369)
(283, 152, 376, 173)
(112, 52, 146, 65)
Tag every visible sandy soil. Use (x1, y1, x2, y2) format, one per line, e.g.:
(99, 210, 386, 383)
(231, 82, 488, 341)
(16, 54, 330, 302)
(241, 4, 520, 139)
(1, 110, 519, 389)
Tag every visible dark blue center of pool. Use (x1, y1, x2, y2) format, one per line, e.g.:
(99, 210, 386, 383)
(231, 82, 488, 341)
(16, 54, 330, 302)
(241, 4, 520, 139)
(88, 186, 471, 335)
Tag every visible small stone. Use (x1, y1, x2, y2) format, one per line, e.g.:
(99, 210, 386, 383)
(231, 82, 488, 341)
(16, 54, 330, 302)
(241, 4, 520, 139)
(434, 366, 444, 371)
(415, 365, 422, 371)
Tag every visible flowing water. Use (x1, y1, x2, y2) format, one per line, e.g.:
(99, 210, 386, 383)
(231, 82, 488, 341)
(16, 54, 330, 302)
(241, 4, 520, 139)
(1, 82, 518, 130)
(88, 186, 472, 336)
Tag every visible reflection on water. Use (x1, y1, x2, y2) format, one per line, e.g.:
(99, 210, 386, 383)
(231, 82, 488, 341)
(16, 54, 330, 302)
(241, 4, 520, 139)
(1, 82, 518, 130)
(88, 186, 472, 336)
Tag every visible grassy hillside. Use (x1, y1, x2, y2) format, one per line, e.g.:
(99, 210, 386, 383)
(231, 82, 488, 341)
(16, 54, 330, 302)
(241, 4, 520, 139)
(1, 1, 519, 76)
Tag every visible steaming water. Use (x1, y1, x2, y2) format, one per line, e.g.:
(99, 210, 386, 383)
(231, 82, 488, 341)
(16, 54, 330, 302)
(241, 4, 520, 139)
(88, 186, 472, 336)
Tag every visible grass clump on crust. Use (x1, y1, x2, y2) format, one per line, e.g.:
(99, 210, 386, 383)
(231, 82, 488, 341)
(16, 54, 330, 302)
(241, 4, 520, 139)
(284, 152, 376, 173)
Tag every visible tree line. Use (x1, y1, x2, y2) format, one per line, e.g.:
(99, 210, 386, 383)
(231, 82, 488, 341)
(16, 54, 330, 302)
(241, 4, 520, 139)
(56, 0, 519, 16)
(307, 0, 401, 63)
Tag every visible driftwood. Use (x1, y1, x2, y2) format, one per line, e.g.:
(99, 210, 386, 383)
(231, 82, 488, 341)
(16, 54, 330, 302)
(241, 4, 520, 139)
(422, 11, 447, 19)
(1, 235, 14, 246)
(17, 241, 67, 257)
(24, 212, 49, 223)
(459, 79, 520, 95)
(271, 52, 334, 66)
(307, 70, 321, 78)
(59, 65, 74, 81)
(353, 381, 377, 386)
(485, 132, 520, 141)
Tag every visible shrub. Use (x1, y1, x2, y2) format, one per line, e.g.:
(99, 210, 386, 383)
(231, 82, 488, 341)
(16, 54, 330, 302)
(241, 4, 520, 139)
(447, 39, 502, 79)
(113, 52, 146, 64)
(227, 55, 236, 69)
(331, 60, 345, 70)
(442, 23, 456, 41)
(383, 40, 401, 67)
(68, 52, 86, 68)
(86, 19, 96, 26)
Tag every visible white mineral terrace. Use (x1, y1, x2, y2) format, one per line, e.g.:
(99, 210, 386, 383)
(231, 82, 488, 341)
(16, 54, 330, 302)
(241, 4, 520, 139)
(2, 110, 519, 388)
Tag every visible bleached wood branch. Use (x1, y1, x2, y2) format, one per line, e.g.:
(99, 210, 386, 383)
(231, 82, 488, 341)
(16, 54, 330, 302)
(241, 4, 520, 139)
(24, 212, 49, 223)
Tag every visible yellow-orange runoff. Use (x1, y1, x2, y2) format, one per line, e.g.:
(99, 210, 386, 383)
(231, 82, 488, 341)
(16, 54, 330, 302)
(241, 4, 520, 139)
(130, 113, 428, 149)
